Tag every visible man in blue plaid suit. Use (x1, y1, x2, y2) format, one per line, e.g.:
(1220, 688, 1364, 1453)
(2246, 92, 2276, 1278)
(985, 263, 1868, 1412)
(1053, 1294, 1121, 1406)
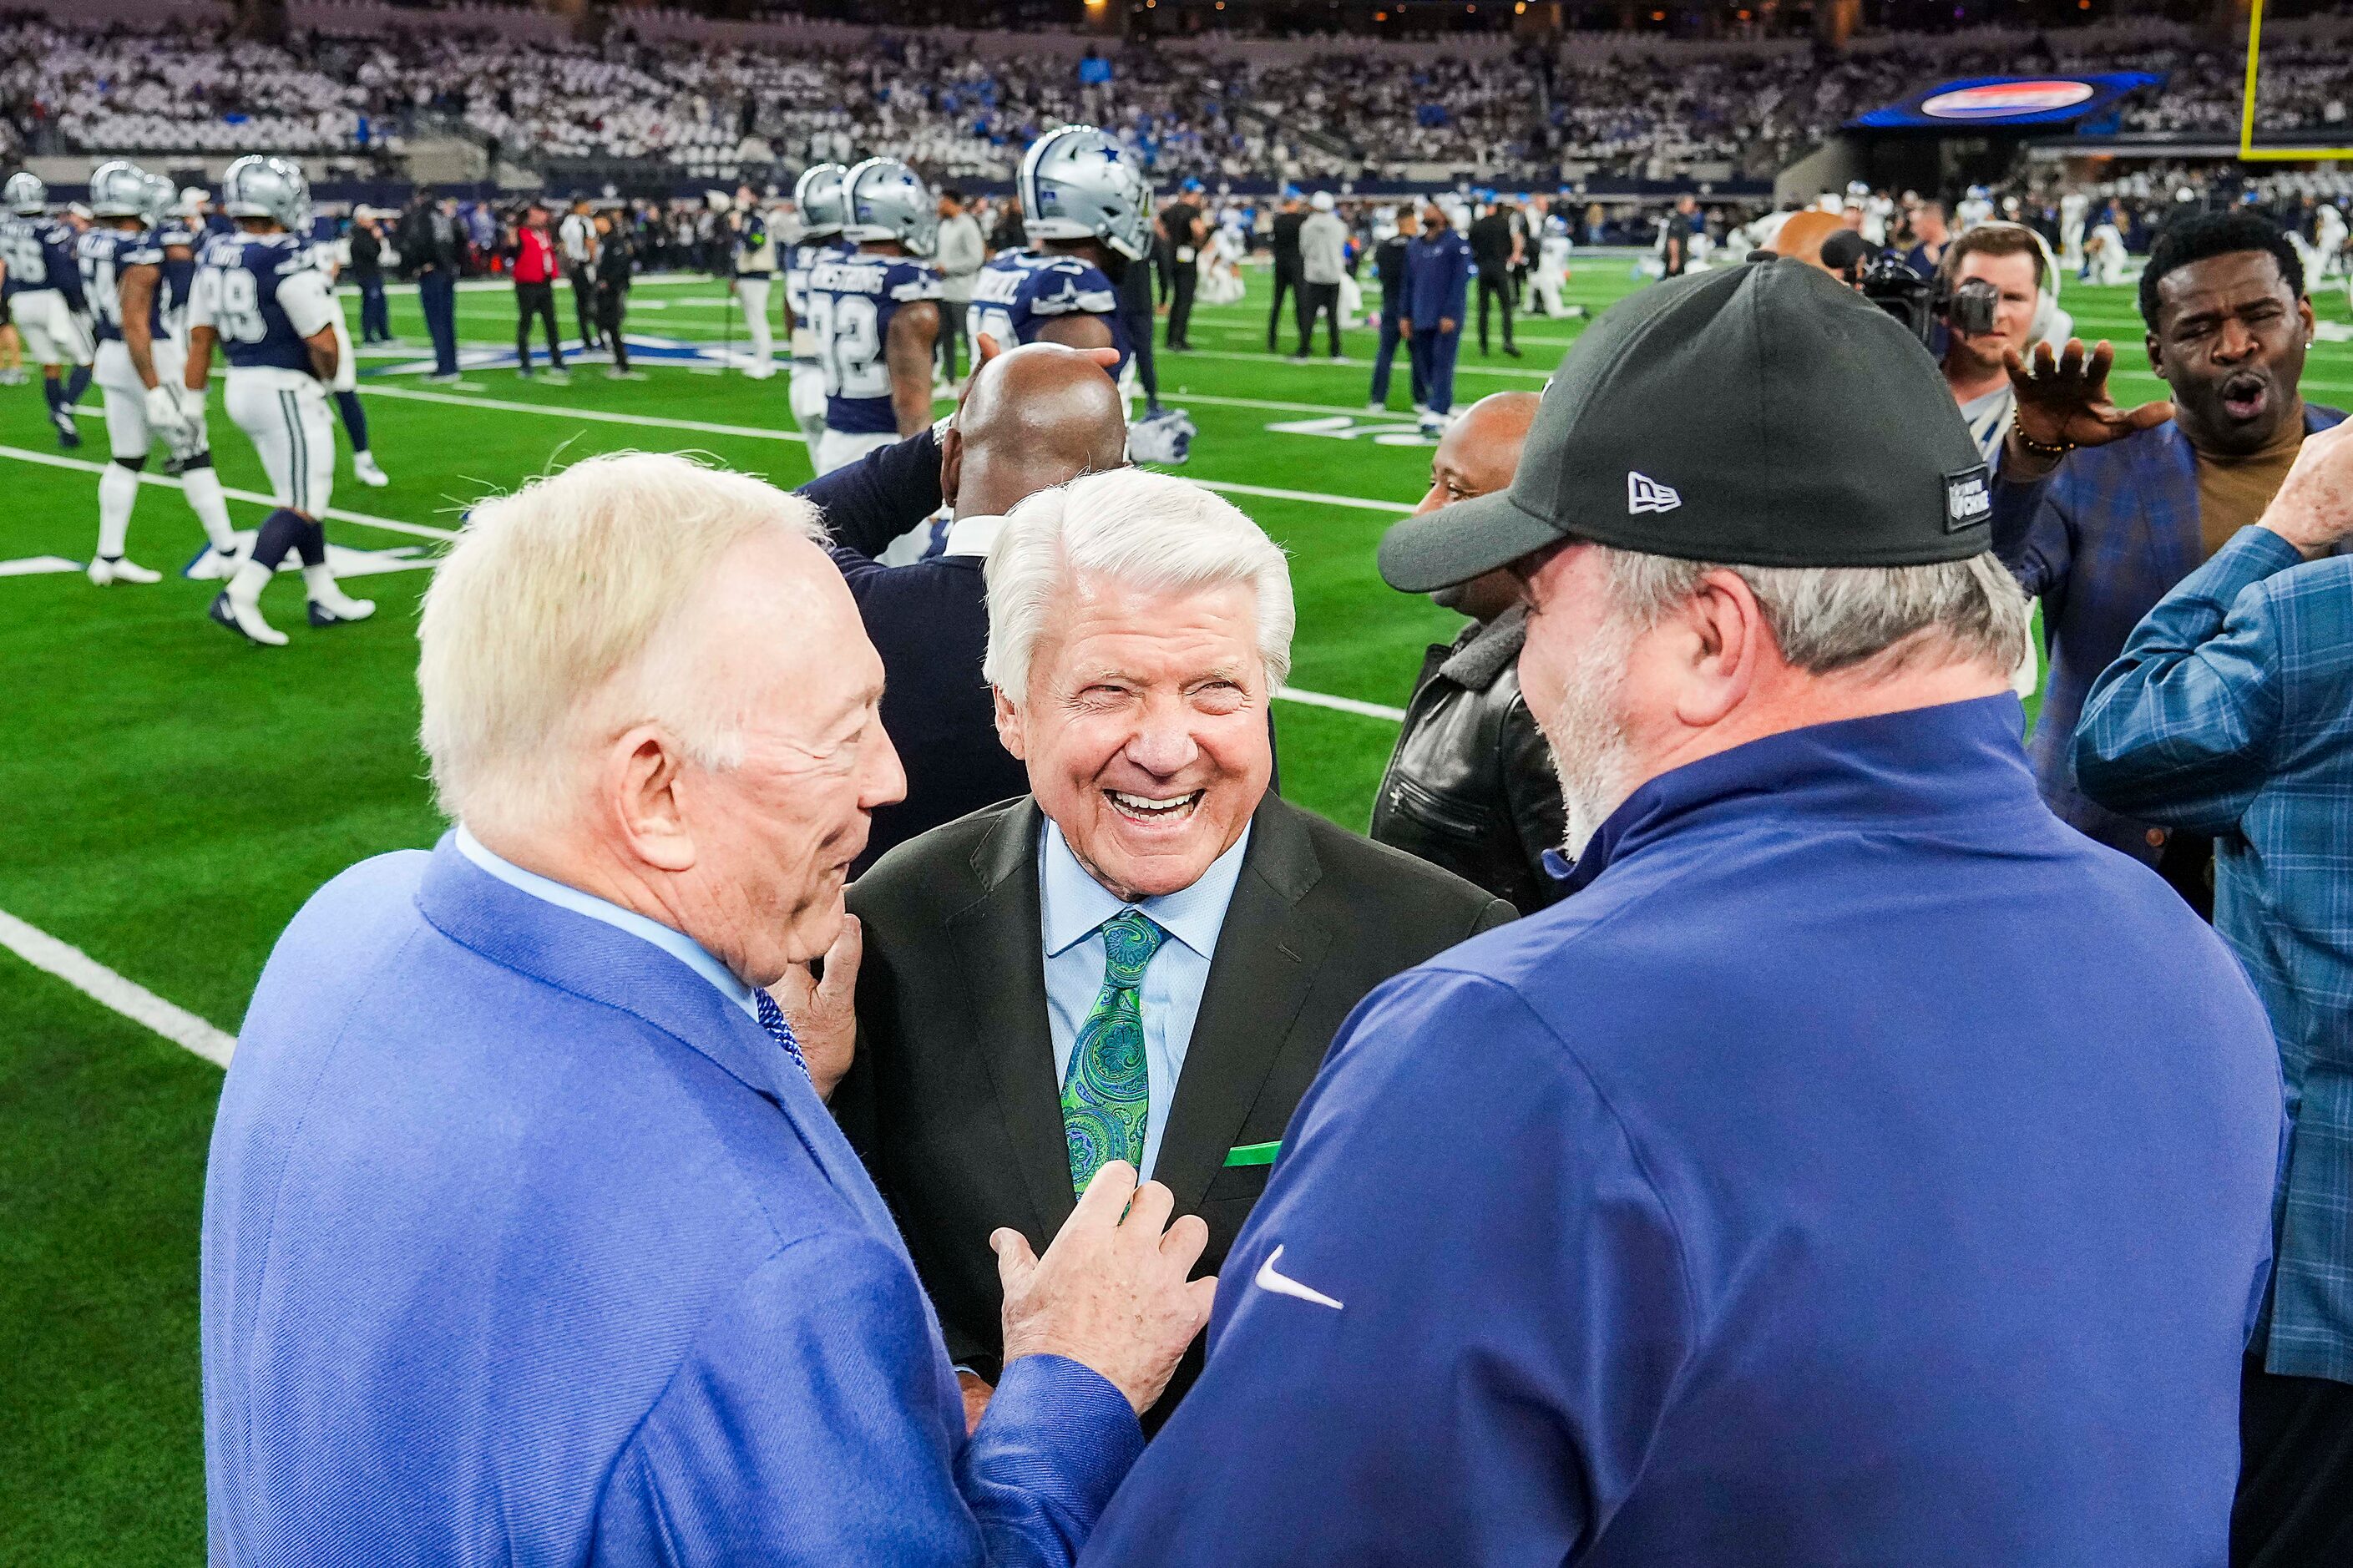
(2072, 419, 2353, 1568)
(1992, 211, 2340, 913)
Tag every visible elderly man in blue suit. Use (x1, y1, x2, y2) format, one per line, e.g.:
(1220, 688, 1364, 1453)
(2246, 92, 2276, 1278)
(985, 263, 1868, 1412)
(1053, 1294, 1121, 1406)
(1992, 210, 2340, 911)
(200, 451, 1214, 1565)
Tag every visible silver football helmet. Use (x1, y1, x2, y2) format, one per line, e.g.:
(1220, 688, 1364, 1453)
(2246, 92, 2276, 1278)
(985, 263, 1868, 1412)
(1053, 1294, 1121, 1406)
(89, 159, 153, 220)
(793, 161, 849, 239)
(141, 171, 179, 225)
(4, 171, 45, 216)
(840, 157, 936, 255)
(1019, 124, 1152, 262)
(220, 154, 309, 230)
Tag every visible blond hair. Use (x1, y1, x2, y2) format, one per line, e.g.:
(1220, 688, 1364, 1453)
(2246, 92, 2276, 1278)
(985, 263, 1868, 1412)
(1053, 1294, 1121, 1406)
(417, 451, 823, 837)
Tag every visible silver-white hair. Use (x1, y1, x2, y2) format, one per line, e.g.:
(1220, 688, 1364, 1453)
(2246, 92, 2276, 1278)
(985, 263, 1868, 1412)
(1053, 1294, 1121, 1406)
(1595, 545, 2032, 680)
(417, 451, 824, 839)
(982, 468, 1295, 703)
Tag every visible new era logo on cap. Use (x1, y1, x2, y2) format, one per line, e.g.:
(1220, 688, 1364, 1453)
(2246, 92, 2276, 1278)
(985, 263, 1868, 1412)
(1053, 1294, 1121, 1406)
(1943, 466, 1991, 533)
(1627, 471, 1682, 515)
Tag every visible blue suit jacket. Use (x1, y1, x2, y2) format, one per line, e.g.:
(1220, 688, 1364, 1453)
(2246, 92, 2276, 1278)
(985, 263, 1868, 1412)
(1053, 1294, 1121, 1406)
(202, 837, 1141, 1566)
(1992, 404, 2343, 861)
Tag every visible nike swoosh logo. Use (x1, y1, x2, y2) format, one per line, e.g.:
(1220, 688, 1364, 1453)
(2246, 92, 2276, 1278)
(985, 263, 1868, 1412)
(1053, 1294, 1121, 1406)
(1253, 1245, 1343, 1311)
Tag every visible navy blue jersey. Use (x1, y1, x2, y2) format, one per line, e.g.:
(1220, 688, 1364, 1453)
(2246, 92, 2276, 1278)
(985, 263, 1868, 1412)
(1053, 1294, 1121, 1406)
(190, 232, 337, 374)
(77, 225, 170, 344)
(968, 249, 1131, 382)
(783, 238, 847, 359)
(807, 248, 942, 435)
(2, 215, 88, 307)
(154, 222, 199, 340)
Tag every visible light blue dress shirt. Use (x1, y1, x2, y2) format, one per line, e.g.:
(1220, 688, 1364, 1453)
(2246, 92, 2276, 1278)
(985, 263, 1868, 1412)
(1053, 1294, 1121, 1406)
(1039, 819, 1250, 1178)
(454, 824, 759, 1019)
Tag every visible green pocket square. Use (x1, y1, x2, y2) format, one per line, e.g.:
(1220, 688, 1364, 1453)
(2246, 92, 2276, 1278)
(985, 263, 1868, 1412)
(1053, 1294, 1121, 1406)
(1223, 1141, 1281, 1167)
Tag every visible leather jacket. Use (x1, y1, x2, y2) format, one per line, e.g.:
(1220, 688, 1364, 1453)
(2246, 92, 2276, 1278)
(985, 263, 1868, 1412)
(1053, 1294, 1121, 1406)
(1368, 606, 1566, 916)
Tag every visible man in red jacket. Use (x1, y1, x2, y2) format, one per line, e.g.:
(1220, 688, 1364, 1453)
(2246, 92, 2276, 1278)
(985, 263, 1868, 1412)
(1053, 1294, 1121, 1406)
(512, 200, 567, 382)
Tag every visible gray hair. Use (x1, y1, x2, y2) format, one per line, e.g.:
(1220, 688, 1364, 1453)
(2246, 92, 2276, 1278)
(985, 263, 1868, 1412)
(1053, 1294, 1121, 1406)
(1595, 545, 2032, 679)
(417, 451, 824, 839)
(982, 468, 1295, 704)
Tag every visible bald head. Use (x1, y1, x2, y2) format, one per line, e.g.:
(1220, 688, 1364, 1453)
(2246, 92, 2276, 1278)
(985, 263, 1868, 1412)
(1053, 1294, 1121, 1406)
(1416, 392, 1540, 624)
(944, 343, 1131, 521)
(1769, 210, 1844, 274)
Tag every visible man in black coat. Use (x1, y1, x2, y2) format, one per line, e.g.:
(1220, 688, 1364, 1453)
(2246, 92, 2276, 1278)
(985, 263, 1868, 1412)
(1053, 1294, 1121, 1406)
(797, 341, 1130, 873)
(1468, 195, 1522, 358)
(828, 467, 1514, 1434)
(1267, 196, 1303, 353)
(1369, 391, 1564, 913)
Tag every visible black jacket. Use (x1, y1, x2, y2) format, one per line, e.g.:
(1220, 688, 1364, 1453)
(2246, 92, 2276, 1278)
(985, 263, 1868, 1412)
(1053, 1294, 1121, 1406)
(1368, 607, 1566, 916)
(1372, 234, 1409, 306)
(1271, 210, 1304, 275)
(1468, 211, 1514, 274)
(347, 225, 381, 279)
(834, 793, 1514, 1419)
(396, 205, 463, 276)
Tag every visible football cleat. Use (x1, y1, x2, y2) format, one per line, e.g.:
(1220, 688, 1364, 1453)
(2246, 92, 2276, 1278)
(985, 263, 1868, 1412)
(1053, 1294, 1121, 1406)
(306, 590, 377, 627)
(50, 407, 79, 448)
(352, 453, 389, 487)
(209, 590, 288, 647)
(88, 556, 160, 585)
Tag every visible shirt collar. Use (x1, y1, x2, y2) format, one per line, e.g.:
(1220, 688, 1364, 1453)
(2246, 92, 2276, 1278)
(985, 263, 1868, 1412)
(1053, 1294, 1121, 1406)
(1554, 694, 2034, 896)
(1039, 815, 1252, 962)
(453, 824, 759, 1019)
(943, 513, 1005, 559)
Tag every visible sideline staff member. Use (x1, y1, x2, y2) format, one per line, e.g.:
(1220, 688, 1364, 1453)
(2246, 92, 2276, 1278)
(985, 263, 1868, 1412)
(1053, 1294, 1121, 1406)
(1090, 260, 2284, 1566)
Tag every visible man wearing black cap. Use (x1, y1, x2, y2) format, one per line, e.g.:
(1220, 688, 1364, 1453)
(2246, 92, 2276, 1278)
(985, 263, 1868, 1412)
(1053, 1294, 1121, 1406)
(1086, 259, 2285, 1567)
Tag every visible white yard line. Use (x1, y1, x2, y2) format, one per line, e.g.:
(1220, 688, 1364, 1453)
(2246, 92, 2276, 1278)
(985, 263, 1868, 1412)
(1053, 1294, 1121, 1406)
(358, 383, 808, 444)
(0, 907, 236, 1067)
(1275, 686, 1406, 721)
(0, 445, 458, 541)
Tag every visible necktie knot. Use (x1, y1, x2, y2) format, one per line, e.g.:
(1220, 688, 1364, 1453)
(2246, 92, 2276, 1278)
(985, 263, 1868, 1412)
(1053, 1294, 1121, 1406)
(1099, 908, 1166, 989)
(754, 989, 812, 1083)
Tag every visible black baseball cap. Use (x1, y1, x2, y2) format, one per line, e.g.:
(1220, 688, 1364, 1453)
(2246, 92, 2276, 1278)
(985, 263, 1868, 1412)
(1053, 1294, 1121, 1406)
(1378, 259, 1993, 593)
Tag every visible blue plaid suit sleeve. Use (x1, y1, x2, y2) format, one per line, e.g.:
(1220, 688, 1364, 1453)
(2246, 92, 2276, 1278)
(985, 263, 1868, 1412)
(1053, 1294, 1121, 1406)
(2071, 525, 2307, 834)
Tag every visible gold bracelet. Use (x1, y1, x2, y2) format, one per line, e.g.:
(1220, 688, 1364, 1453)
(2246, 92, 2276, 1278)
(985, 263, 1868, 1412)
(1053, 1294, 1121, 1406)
(2013, 427, 2075, 460)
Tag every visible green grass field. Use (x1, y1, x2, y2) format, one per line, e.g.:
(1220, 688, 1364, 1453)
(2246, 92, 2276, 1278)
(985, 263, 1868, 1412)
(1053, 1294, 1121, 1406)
(3, 255, 2348, 1564)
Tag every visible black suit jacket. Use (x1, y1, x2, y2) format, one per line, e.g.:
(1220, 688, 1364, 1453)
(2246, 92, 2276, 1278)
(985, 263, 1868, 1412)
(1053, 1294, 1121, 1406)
(834, 792, 1515, 1417)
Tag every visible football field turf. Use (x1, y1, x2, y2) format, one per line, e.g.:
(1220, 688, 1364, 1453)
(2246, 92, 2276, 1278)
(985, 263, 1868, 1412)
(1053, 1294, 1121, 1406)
(3, 258, 2347, 1563)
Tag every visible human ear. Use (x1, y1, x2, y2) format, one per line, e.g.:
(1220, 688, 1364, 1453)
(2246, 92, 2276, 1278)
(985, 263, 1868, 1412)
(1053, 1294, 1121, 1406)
(610, 726, 697, 873)
(1672, 570, 1763, 729)
(992, 688, 1028, 761)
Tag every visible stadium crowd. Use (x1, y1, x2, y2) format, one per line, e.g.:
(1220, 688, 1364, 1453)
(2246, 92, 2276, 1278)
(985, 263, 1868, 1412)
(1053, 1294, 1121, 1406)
(7, 15, 2352, 184)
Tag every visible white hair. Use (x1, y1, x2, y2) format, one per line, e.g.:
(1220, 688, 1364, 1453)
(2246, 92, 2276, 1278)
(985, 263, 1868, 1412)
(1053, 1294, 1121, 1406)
(417, 450, 824, 839)
(982, 468, 1294, 704)
(1595, 547, 2032, 680)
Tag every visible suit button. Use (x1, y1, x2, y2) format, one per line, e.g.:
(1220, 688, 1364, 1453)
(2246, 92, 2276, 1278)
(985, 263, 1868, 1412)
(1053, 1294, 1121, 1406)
(2145, 828, 2168, 847)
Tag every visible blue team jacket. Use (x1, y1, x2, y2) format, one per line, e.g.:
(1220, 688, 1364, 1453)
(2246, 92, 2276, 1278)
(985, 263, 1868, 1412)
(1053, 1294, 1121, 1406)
(1088, 695, 2283, 1567)
(1401, 230, 1471, 329)
(203, 837, 1141, 1565)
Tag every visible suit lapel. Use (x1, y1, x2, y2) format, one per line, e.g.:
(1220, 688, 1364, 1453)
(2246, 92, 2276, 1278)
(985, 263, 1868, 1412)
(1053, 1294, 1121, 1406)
(1153, 797, 1330, 1219)
(946, 801, 1080, 1238)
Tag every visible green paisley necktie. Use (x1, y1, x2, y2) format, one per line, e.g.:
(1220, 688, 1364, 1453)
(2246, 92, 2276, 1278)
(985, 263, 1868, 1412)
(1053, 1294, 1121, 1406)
(1060, 909, 1166, 1196)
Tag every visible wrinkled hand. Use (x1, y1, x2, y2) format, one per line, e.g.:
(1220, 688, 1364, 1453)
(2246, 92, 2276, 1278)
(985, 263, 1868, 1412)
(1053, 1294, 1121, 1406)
(994, 1161, 1215, 1416)
(2003, 339, 2173, 458)
(769, 913, 859, 1101)
(2261, 419, 2353, 559)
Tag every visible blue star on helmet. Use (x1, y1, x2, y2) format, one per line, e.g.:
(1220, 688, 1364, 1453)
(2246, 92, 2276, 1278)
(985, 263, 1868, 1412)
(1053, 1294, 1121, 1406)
(1099, 144, 1124, 165)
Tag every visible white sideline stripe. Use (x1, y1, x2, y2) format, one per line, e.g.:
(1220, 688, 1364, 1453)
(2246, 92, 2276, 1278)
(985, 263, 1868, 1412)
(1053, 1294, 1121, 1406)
(1275, 685, 1406, 722)
(0, 445, 459, 542)
(0, 907, 235, 1067)
(1194, 478, 1411, 514)
(359, 382, 808, 444)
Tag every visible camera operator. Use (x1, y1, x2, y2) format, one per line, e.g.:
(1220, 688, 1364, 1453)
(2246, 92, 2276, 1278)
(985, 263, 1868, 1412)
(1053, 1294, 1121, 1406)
(1936, 225, 2045, 468)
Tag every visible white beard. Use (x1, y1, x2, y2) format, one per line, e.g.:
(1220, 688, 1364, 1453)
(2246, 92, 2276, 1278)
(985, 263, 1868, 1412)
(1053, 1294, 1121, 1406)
(1536, 611, 1642, 863)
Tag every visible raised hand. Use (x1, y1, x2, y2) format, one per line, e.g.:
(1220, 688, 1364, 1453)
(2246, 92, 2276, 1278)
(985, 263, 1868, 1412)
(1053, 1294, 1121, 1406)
(768, 913, 860, 1101)
(993, 1161, 1215, 1415)
(2003, 338, 2173, 455)
(2261, 419, 2353, 559)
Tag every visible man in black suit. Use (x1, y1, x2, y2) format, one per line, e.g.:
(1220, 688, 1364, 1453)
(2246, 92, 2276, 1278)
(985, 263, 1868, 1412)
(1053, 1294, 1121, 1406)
(829, 468, 1514, 1431)
(1267, 196, 1304, 353)
(799, 341, 1129, 873)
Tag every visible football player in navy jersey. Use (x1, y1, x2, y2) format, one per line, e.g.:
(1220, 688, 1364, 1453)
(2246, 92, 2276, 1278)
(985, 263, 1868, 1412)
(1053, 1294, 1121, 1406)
(183, 155, 373, 647)
(969, 126, 1145, 388)
(781, 161, 848, 449)
(806, 157, 942, 477)
(76, 160, 240, 585)
(2, 172, 97, 448)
